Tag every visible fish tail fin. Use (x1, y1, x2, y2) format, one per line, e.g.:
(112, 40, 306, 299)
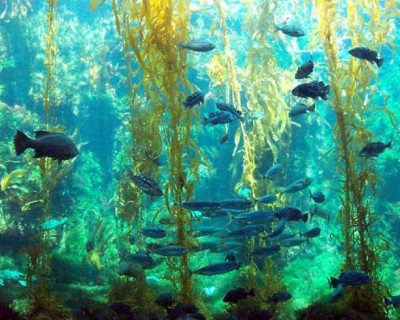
(309, 104, 316, 112)
(376, 58, 384, 68)
(302, 213, 308, 223)
(14, 130, 32, 156)
(387, 141, 392, 149)
(177, 42, 185, 49)
(309, 189, 313, 198)
(329, 277, 340, 288)
(384, 298, 392, 306)
(273, 23, 279, 32)
(249, 288, 256, 296)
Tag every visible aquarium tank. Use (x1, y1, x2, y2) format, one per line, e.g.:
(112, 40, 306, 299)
(0, 0, 399, 319)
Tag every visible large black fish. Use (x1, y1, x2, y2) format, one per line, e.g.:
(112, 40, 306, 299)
(348, 47, 383, 67)
(177, 39, 215, 52)
(292, 81, 330, 100)
(14, 130, 79, 162)
(216, 102, 245, 122)
(202, 111, 237, 126)
(128, 173, 163, 196)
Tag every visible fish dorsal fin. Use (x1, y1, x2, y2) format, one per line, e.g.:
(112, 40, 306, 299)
(35, 130, 53, 138)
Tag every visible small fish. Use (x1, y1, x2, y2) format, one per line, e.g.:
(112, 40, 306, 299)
(292, 81, 330, 100)
(219, 199, 255, 211)
(275, 23, 305, 37)
(178, 201, 221, 211)
(282, 177, 313, 194)
(329, 270, 372, 288)
(234, 210, 276, 224)
(301, 227, 321, 238)
(193, 261, 240, 276)
(251, 244, 281, 257)
(223, 288, 255, 303)
(289, 103, 315, 117)
(384, 295, 400, 308)
(348, 47, 383, 67)
(123, 252, 162, 269)
(257, 194, 277, 204)
(86, 240, 94, 253)
(191, 226, 227, 237)
(264, 220, 286, 238)
(216, 102, 245, 122)
(225, 253, 236, 262)
(141, 226, 167, 239)
(309, 204, 330, 222)
(14, 130, 79, 162)
(202, 111, 237, 126)
(153, 245, 187, 257)
(220, 133, 229, 144)
(182, 91, 205, 108)
(128, 173, 163, 196)
(295, 59, 314, 79)
(309, 190, 325, 203)
(280, 237, 307, 247)
(359, 141, 391, 157)
(264, 163, 284, 179)
(268, 291, 292, 303)
(224, 225, 265, 238)
(118, 261, 143, 278)
(275, 208, 308, 222)
(177, 39, 215, 52)
(42, 217, 68, 230)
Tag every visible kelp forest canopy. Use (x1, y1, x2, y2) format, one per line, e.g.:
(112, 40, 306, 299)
(0, 0, 399, 319)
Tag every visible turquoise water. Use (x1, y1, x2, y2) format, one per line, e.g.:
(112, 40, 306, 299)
(0, 1, 399, 319)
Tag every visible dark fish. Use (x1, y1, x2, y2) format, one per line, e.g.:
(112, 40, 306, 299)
(301, 227, 321, 238)
(263, 163, 284, 179)
(216, 102, 245, 122)
(225, 253, 236, 262)
(309, 190, 325, 203)
(309, 204, 330, 221)
(264, 220, 286, 238)
(193, 261, 240, 276)
(191, 226, 227, 237)
(219, 199, 255, 211)
(223, 288, 255, 303)
(85, 240, 94, 253)
(167, 303, 200, 320)
(178, 201, 221, 211)
(292, 81, 330, 100)
(141, 227, 166, 239)
(128, 172, 163, 196)
(110, 302, 137, 317)
(295, 59, 314, 79)
(289, 103, 315, 117)
(224, 225, 265, 238)
(257, 194, 277, 204)
(282, 177, 313, 194)
(268, 291, 292, 303)
(209, 240, 242, 253)
(14, 130, 79, 162)
(275, 23, 305, 37)
(348, 47, 383, 67)
(359, 141, 391, 157)
(155, 292, 175, 309)
(118, 261, 143, 278)
(280, 237, 307, 247)
(153, 245, 187, 257)
(182, 91, 205, 108)
(251, 244, 281, 257)
(220, 133, 229, 144)
(329, 270, 372, 288)
(330, 284, 345, 303)
(234, 210, 276, 224)
(123, 252, 162, 269)
(275, 207, 308, 222)
(177, 39, 215, 52)
(385, 295, 400, 308)
(202, 111, 237, 126)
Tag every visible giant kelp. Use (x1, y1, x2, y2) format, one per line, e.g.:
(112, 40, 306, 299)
(310, 0, 397, 317)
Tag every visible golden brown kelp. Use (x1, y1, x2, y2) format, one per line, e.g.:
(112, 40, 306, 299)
(109, 0, 201, 309)
(311, 0, 397, 317)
